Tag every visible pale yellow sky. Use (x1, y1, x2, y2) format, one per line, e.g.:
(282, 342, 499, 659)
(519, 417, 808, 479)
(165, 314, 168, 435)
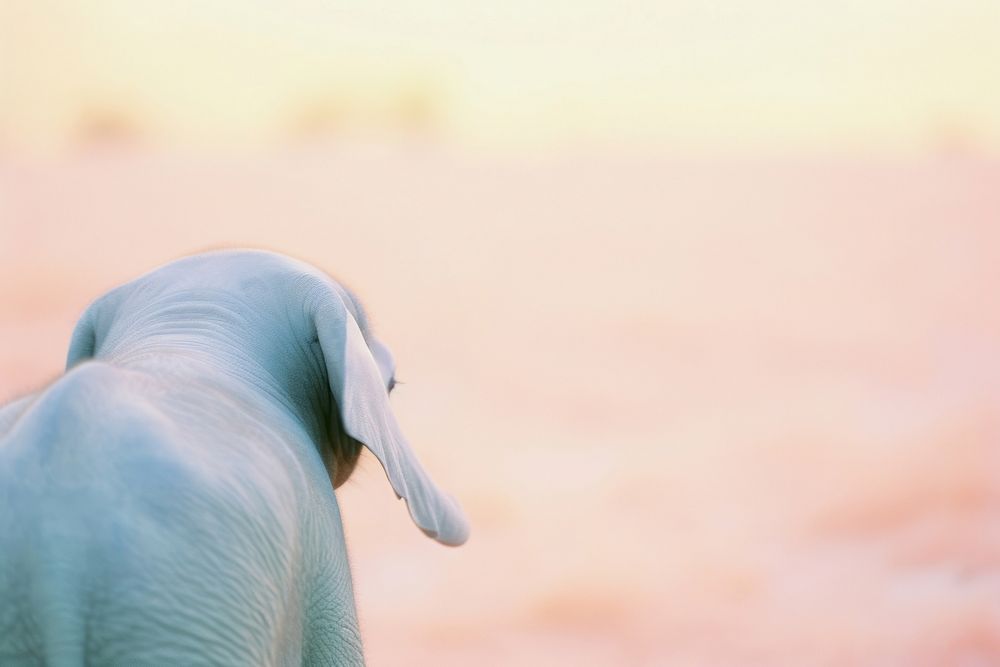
(1, 0, 998, 153)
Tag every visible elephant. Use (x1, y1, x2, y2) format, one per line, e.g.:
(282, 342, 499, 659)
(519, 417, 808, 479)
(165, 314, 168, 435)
(0, 249, 469, 666)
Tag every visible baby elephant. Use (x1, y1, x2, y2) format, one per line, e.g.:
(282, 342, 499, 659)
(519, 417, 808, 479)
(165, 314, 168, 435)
(0, 250, 468, 666)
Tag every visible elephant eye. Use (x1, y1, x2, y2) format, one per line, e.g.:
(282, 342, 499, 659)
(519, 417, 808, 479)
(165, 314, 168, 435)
(387, 377, 397, 394)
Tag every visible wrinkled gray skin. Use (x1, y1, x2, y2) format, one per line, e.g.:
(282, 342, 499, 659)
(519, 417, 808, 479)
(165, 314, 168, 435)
(0, 250, 468, 666)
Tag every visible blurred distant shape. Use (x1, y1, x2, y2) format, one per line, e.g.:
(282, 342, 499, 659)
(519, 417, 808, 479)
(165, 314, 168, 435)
(288, 82, 442, 142)
(73, 106, 145, 149)
(926, 117, 988, 159)
(1, 0, 999, 155)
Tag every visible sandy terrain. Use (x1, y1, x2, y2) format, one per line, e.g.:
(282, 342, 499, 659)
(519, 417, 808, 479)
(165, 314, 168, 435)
(2, 147, 999, 665)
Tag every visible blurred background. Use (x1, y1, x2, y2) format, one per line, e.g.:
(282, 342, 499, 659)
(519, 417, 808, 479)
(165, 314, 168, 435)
(2, 1, 1000, 664)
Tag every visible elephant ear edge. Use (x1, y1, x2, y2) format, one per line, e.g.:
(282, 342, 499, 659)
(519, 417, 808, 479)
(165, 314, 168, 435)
(313, 297, 470, 547)
(66, 299, 100, 369)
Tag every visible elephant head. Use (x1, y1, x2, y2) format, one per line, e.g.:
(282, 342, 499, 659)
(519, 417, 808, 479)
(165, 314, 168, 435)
(65, 249, 469, 546)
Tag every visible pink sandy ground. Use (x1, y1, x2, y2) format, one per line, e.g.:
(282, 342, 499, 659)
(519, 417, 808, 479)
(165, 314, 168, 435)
(1, 147, 999, 666)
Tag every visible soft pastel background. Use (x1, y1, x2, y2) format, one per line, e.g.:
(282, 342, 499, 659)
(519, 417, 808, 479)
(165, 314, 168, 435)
(2, 2, 1000, 665)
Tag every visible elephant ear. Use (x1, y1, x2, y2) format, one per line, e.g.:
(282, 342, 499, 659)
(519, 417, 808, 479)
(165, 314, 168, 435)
(66, 289, 127, 369)
(66, 298, 102, 369)
(313, 296, 470, 547)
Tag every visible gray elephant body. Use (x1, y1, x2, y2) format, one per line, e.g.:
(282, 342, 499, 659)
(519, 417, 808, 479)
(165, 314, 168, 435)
(0, 250, 467, 666)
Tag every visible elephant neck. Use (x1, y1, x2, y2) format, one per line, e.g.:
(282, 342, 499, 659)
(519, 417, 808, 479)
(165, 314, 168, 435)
(98, 330, 331, 454)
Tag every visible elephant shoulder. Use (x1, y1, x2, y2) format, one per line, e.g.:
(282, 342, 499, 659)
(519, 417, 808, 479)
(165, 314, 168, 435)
(0, 362, 159, 465)
(0, 393, 37, 439)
